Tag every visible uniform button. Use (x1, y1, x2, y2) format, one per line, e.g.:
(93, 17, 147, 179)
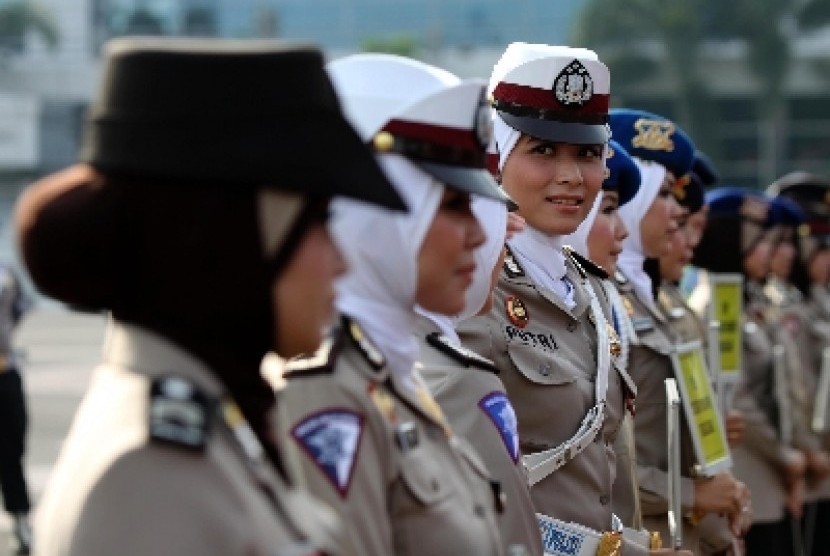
(474, 504, 486, 518)
(567, 321, 578, 332)
(599, 494, 610, 505)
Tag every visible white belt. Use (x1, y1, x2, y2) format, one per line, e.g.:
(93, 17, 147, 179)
(537, 513, 621, 556)
(523, 402, 605, 486)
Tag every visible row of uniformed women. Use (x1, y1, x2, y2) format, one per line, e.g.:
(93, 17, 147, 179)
(16, 36, 748, 556)
(691, 176, 830, 556)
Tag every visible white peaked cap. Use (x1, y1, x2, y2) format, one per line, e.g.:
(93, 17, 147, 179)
(488, 42, 611, 145)
(328, 53, 507, 203)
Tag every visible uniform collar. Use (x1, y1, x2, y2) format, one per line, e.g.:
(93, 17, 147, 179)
(102, 318, 225, 397)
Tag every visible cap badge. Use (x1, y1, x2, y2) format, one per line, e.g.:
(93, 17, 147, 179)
(632, 118, 675, 152)
(553, 59, 594, 108)
(505, 295, 529, 328)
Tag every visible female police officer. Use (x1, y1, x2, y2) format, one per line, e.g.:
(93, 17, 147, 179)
(278, 54, 509, 556)
(16, 38, 405, 556)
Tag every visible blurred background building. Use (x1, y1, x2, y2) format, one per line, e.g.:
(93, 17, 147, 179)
(0, 0, 830, 276)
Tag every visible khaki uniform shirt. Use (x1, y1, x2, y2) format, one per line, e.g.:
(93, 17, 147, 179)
(35, 321, 342, 556)
(617, 276, 700, 553)
(721, 280, 790, 524)
(659, 282, 738, 554)
(416, 317, 543, 556)
(279, 316, 504, 556)
(458, 250, 646, 555)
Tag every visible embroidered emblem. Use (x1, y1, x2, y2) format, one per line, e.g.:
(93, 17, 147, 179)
(504, 250, 525, 278)
(538, 516, 584, 556)
(478, 391, 520, 463)
(149, 376, 215, 451)
(291, 409, 364, 498)
(632, 118, 675, 152)
(505, 325, 558, 352)
(348, 319, 385, 369)
(506, 295, 529, 328)
(553, 59, 594, 108)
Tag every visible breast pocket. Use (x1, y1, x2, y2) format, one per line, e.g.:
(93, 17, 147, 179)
(506, 342, 578, 386)
(398, 443, 454, 506)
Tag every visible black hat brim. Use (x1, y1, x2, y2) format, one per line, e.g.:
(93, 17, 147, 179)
(498, 111, 609, 145)
(415, 161, 511, 204)
(83, 114, 407, 211)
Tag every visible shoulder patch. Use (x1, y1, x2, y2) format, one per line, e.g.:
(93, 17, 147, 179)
(563, 246, 609, 280)
(343, 316, 385, 371)
(503, 246, 526, 278)
(149, 376, 217, 451)
(282, 333, 342, 379)
(291, 409, 365, 498)
(426, 333, 500, 374)
(478, 391, 520, 463)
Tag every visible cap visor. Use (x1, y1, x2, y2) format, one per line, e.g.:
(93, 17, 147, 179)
(415, 161, 511, 204)
(498, 111, 609, 145)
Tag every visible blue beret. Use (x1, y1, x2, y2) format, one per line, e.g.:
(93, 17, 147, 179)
(609, 108, 695, 179)
(705, 186, 771, 224)
(675, 172, 705, 213)
(691, 151, 719, 187)
(768, 195, 807, 228)
(604, 140, 640, 207)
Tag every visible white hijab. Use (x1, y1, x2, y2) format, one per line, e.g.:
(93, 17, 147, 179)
(416, 196, 508, 344)
(617, 157, 667, 309)
(330, 155, 443, 392)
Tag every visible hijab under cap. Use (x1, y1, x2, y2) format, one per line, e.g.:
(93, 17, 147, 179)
(331, 155, 443, 392)
(416, 196, 508, 344)
(617, 157, 666, 308)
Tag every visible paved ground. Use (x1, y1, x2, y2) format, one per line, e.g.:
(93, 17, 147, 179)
(0, 309, 106, 556)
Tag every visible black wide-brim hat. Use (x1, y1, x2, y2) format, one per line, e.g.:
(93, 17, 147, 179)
(80, 37, 405, 211)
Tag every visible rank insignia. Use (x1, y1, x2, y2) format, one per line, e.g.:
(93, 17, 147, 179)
(149, 376, 216, 451)
(622, 297, 635, 317)
(553, 59, 594, 108)
(291, 409, 365, 498)
(368, 382, 397, 424)
(632, 118, 675, 152)
(348, 319, 385, 370)
(503, 249, 525, 278)
(479, 392, 520, 463)
(506, 295, 529, 328)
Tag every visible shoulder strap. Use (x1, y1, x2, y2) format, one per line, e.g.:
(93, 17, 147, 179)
(282, 329, 344, 379)
(425, 332, 500, 374)
(563, 245, 609, 280)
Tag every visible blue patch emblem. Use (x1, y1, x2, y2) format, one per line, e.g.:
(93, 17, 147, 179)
(538, 516, 584, 556)
(478, 391, 519, 463)
(291, 409, 364, 498)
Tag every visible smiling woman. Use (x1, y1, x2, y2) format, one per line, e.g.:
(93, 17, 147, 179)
(457, 42, 653, 556)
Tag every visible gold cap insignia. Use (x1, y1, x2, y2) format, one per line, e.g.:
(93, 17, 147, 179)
(632, 118, 675, 152)
(373, 131, 395, 152)
(506, 295, 529, 328)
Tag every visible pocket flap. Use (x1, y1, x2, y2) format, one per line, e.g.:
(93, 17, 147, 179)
(399, 447, 452, 505)
(506, 342, 577, 386)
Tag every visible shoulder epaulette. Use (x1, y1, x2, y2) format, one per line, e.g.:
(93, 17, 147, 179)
(149, 375, 217, 451)
(426, 332, 500, 374)
(503, 245, 525, 279)
(282, 332, 343, 379)
(563, 246, 609, 280)
(343, 315, 386, 371)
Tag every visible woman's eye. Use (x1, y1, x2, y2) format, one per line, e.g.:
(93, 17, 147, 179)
(530, 143, 555, 156)
(580, 146, 603, 158)
(601, 204, 617, 215)
(658, 187, 673, 198)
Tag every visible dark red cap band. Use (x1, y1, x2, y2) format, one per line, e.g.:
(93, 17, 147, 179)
(492, 82, 609, 124)
(374, 119, 486, 168)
